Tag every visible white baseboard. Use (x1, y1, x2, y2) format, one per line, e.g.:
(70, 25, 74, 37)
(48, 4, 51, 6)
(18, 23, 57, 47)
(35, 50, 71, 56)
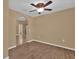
(8, 45, 16, 50)
(8, 40, 75, 51)
(27, 40, 75, 51)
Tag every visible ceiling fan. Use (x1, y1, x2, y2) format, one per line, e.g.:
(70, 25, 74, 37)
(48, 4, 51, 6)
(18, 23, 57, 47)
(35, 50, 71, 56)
(29, 1, 53, 14)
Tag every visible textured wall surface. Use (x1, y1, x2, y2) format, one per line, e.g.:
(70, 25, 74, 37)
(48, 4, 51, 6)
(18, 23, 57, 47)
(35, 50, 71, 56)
(30, 8, 75, 49)
(3, 0, 9, 58)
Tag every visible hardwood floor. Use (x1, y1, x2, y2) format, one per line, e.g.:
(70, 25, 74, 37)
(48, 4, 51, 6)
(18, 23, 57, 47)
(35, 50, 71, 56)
(9, 41, 75, 59)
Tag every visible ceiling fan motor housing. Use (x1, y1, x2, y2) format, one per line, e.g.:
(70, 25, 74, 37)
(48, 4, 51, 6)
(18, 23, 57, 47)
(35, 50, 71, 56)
(36, 3, 45, 8)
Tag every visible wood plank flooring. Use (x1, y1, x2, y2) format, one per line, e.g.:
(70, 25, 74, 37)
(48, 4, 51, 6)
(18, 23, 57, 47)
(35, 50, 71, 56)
(9, 41, 75, 59)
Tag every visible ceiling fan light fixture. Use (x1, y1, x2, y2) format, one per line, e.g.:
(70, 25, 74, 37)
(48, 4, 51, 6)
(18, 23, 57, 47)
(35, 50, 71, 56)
(37, 8, 44, 12)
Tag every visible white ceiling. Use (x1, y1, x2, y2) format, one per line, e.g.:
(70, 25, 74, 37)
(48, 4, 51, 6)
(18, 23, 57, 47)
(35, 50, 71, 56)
(9, 0, 75, 17)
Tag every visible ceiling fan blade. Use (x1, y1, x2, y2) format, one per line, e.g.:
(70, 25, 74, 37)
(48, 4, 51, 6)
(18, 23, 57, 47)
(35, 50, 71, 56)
(29, 10, 36, 12)
(44, 9, 52, 11)
(31, 3, 37, 7)
(44, 1, 52, 7)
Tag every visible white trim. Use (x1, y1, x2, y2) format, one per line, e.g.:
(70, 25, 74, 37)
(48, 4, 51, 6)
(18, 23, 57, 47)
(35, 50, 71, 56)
(8, 40, 75, 51)
(4, 56, 9, 59)
(27, 40, 75, 51)
(8, 45, 16, 50)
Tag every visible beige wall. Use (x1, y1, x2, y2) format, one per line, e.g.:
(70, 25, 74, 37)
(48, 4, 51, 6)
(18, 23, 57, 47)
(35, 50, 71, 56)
(3, 0, 9, 58)
(8, 10, 16, 47)
(8, 10, 29, 47)
(30, 8, 75, 49)
(4, 9, 29, 57)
